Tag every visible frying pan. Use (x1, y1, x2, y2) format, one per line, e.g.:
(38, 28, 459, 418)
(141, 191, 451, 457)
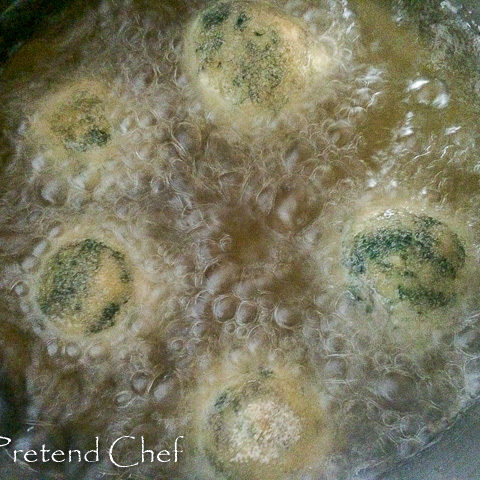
(1, 1, 479, 479)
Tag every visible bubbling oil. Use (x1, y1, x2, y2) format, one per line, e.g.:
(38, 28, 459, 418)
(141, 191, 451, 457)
(0, 0, 480, 479)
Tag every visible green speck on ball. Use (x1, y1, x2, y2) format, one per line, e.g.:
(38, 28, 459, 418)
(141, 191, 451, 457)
(37, 239, 132, 334)
(345, 211, 466, 309)
(202, 2, 232, 30)
(50, 91, 112, 152)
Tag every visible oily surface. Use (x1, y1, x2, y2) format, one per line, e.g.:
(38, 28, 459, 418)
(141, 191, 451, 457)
(1, 1, 480, 479)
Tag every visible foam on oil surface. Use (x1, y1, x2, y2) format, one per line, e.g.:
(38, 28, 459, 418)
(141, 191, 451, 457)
(0, 0, 480, 479)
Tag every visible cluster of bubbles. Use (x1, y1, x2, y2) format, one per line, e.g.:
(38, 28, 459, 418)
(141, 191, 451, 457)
(0, 0, 480, 479)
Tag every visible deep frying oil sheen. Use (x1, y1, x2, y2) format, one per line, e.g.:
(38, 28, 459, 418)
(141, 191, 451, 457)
(0, 0, 480, 479)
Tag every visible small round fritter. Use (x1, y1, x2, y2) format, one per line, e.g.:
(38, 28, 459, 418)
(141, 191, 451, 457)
(200, 369, 330, 480)
(37, 239, 132, 335)
(49, 90, 112, 153)
(184, 1, 331, 123)
(345, 210, 466, 310)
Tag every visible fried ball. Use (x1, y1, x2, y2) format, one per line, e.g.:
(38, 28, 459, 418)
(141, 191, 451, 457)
(37, 239, 132, 335)
(199, 369, 331, 480)
(30, 80, 114, 156)
(49, 90, 111, 152)
(183, 1, 331, 124)
(345, 210, 466, 310)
